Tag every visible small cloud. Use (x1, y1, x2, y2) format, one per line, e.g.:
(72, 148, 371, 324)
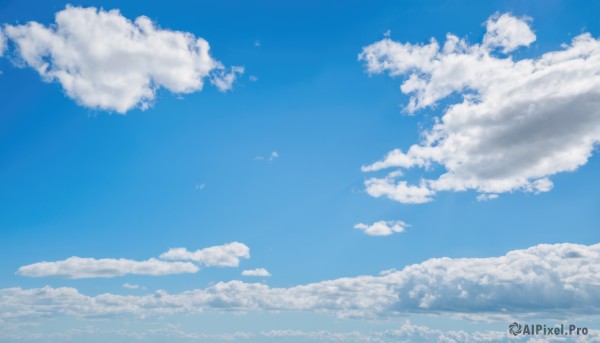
(476, 193, 499, 202)
(210, 65, 245, 92)
(379, 268, 397, 276)
(160, 242, 250, 267)
(354, 220, 410, 236)
(386, 170, 403, 178)
(195, 183, 206, 191)
(384, 29, 391, 37)
(255, 151, 279, 162)
(249, 75, 258, 82)
(254, 40, 261, 47)
(242, 268, 271, 277)
(268, 151, 279, 161)
(123, 283, 146, 290)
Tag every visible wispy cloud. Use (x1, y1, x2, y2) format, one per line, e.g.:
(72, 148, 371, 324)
(360, 13, 600, 203)
(476, 193, 499, 202)
(268, 151, 279, 161)
(122, 283, 146, 290)
(0, 31, 6, 57)
(255, 151, 279, 162)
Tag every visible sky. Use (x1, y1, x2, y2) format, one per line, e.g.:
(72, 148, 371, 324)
(0, 0, 599, 342)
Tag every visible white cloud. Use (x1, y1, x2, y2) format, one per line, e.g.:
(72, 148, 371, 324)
(211, 66, 245, 92)
(354, 220, 410, 236)
(359, 13, 600, 203)
(268, 151, 279, 161)
(122, 283, 145, 290)
(365, 177, 434, 204)
(483, 13, 536, 53)
(242, 268, 271, 277)
(3, 5, 242, 113)
(160, 242, 250, 267)
(0, 320, 539, 342)
(17, 257, 198, 279)
(0, 31, 6, 57)
(476, 193, 499, 202)
(255, 151, 279, 162)
(5, 242, 600, 320)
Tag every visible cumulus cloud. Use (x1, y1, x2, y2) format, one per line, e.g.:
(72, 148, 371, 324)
(3, 5, 242, 113)
(17, 257, 198, 279)
(354, 220, 410, 236)
(242, 268, 271, 277)
(5, 242, 600, 320)
(483, 13, 536, 53)
(359, 13, 600, 203)
(17, 242, 250, 278)
(160, 242, 250, 267)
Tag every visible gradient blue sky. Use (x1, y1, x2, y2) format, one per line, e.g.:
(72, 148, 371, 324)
(1, 0, 599, 342)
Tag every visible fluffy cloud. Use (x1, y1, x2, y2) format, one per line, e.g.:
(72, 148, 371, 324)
(3, 5, 242, 113)
(242, 268, 271, 277)
(160, 242, 250, 267)
(482, 13, 536, 53)
(5, 242, 600, 320)
(359, 13, 600, 203)
(354, 220, 410, 236)
(17, 257, 198, 279)
(17, 242, 250, 278)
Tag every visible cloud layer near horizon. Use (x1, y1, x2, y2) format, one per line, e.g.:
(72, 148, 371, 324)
(6, 242, 600, 319)
(3, 5, 242, 113)
(359, 13, 600, 203)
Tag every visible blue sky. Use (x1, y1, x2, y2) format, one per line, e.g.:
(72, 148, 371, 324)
(0, 0, 599, 341)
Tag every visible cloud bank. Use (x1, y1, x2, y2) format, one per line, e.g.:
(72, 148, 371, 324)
(17, 242, 249, 278)
(0, 321, 526, 343)
(6, 242, 600, 319)
(359, 13, 600, 203)
(3, 5, 242, 113)
(16, 257, 198, 279)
